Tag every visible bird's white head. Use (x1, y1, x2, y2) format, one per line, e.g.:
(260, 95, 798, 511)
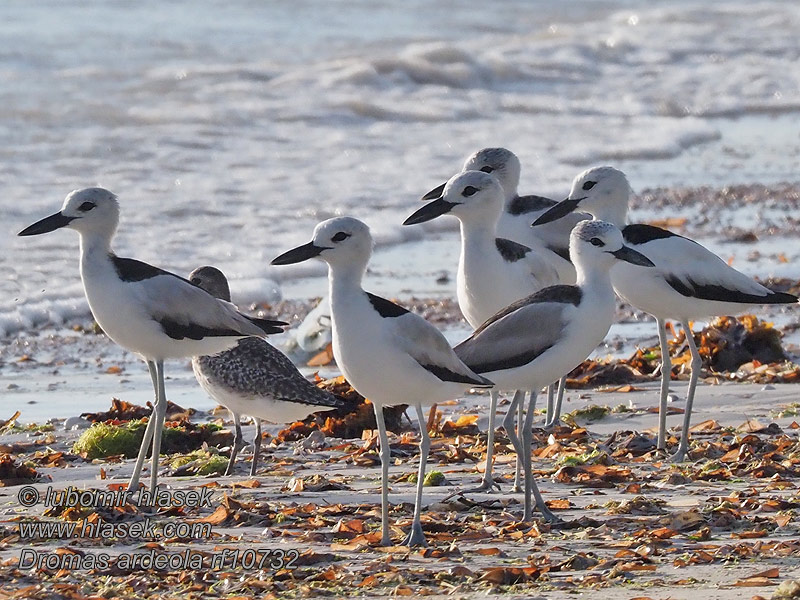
(462, 147, 521, 200)
(532, 167, 630, 228)
(18, 187, 120, 240)
(271, 216, 373, 273)
(417, 147, 520, 207)
(403, 170, 504, 226)
(570, 220, 654, 279)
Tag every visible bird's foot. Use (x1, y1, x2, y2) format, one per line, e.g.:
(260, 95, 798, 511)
(400, 521, 429, 548)
(669, 446, 689, 463)
(521, 506, 562, 525)
(442, 477, 501, 501)
(542, 419, 561, 433)
(539, 506, 563, 525)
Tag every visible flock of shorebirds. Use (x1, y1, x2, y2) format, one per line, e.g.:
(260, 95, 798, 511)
(18, 147, 797, 547)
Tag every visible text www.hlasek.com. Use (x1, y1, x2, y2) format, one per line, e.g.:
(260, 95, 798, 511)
(16, 485, 299, 571)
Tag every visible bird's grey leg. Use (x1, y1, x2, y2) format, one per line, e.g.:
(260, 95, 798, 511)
(249, 418, 262, 477)
(127, 360, 159, 494)
(545, 376, 568, 428)
(555, 375, 566, 420)
(522, 390, 536, 520)
(521, 390, 559, 523)
(373, 404, 392, 546)
(509, 390, 525, 493)
(401, 403, 430, 547)
(445, 390, 502, 499)
(656, 317, 671, 451)
(545, 384, 554, 423)
(225, 411, 243, 477)
(671, 321, 701, 463)
(147, 360, 168, 495)
(502, 390, 524, 492)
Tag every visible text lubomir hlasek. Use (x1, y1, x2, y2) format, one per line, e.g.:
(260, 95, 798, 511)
(41, 486, 214, 508)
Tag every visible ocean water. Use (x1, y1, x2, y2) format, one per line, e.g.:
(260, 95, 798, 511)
(3, 0, 800, 338)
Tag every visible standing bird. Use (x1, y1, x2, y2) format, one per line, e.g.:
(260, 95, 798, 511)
(271, 217, 493, 547)
(532, 167, 798, 461)
(422, 147, 586, 284)
(404, 170, 560, 493)
(420, 149, 587, 465)
(454, 220, 655, 521)
(18, 189, 286, 494)
(188, 266, 348, 476)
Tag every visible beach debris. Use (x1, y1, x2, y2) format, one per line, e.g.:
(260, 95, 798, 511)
(773, 580, 800, 599)
(0, 411, 21, 434)
(0, 454, 41, 486)
(72, 420, 147, 459)
(565, 405, 611, 423)
(81, 397, 195, 423)
(566, 314, 799, 388)
(62, 415, 91, 431)
(407, 470, 448, 486)
(72, 420, 231, 459)
(277, 376, 408, 441)
(168, 449, 229, 476)
(283, 474, 350, 493)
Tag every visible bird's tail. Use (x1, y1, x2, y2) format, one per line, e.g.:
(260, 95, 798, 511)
(247, 316, 288, 335)
(761, 291, 799, 304)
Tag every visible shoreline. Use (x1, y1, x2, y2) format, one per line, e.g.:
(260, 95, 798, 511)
(4, 179, 800, 340)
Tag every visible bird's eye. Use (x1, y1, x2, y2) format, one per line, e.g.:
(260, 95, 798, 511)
(331, 231, 350, 243)
(78, 201, 96, 212)
(190, 277, 201, 285)
(480, 166, 494, 173)
(462, 186, 479, 197)
(590, 237, 604, 247)
(582, 181, 597, 191)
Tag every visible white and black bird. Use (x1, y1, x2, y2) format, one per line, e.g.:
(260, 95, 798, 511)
(18, 188, 286, 493)
(405, 170, 561, 493)
(420, 148, 587, 469)
(188, 266, 349, 476)
(454, 220, 655, 522)
(532, 167, 799, 461)
(423, 147, 586, 283)
(271, 216, 493, 547)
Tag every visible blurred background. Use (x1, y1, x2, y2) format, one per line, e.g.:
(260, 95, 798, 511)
(2, 0, 799, 338)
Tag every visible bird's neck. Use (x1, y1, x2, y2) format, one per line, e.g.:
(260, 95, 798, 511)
(575, 262, 613, 298)
(328, 260, 367, 298)
(79, 232, 114, 266)
(459, 216, 498, 246)
(589, 202, 628, 227)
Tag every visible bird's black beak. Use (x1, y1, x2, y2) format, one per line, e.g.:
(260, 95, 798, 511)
(271, 241, 325, 265)
(531, 197, 583, 227)
(611, 245, 654, 267)
(421, 182, 446, 201)
(18, 212, 75, 236)
(403, 198, 457, 226)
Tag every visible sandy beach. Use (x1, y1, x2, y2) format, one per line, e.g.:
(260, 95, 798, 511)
(0, 377, 799, 599)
